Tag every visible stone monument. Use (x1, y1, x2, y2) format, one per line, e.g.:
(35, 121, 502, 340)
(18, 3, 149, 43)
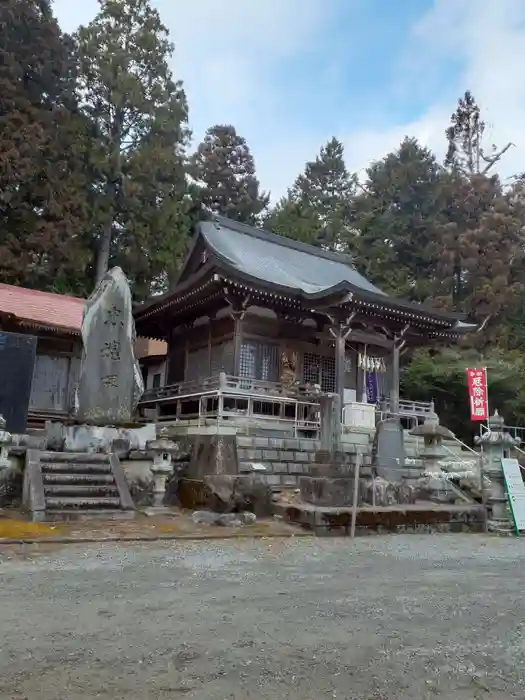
(374, 417, 405, 482)
(74, 267, 144, 425)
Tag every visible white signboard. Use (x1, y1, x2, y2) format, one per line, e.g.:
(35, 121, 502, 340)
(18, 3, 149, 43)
(501, 458, 525, 533)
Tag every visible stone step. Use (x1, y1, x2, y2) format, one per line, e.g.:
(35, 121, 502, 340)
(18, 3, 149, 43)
(42, 473, 115, 485)
(45, 496, 122, 510)
(39, 451, 110, 464)
(44, 485, 119, 497)
(41, 462, 113, 474)
(40, 509, 136, 522)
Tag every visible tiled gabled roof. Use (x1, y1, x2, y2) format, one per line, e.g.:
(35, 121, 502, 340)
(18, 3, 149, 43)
(0, 283, 85, 334)
(200, 216, 386, 298)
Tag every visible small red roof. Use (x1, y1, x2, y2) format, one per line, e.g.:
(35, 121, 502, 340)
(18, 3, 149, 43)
(0, 283, 85, 334)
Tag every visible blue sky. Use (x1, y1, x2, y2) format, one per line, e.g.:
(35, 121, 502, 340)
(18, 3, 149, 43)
(53, 0, 525, 200)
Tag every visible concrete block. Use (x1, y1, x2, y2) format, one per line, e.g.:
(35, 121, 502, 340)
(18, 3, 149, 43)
(263, 450, 279, 461)
(347, 432, 370, 446)
(288, 463, 306, 474)
(254, 438, 270, 449)
(294, 451, 311, 462)
(300, 440, 318, 452)
(280, 475, 298, 486)
(272, 462, 288, 473)
(283, 439, 300, 451)
(262, 474, 281, 486)
(268, 438, 284, 449)
(236, 436, 255, 449)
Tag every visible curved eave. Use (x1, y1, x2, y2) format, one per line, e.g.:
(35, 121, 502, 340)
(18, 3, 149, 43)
(211, 249, 466, 330)
(134, 263, 218, 321)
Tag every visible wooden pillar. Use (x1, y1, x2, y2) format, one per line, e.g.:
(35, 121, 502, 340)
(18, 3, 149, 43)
(224, 291, 250, 377)
(335, 330, 346, 406)
(390, 326, 409, 417)
(329, 312, 355, 408)
(390, 343, 400, 417)
(232, 312, 243, 376)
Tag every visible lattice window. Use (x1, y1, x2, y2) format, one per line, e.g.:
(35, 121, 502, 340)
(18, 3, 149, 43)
(302, 352, 336, 393)
(239, 341, 279, 381)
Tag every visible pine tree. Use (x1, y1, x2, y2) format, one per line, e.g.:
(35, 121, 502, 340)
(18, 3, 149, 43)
(0, 0, 92, 294)
(267, 137, 356, 252)
(353, 138, 444, 299)
(445, 90, 513, 176)
(75, 0, 191, 291)
(434, 92, 523, 344)
(192, 124, 269, 225)
(433, 172, 524, 341)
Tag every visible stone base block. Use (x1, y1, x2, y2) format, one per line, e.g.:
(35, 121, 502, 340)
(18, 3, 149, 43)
(299, 476, 355, 507)
(275, 502, 485, 536)
(177, 474, 273, 516)
(45, 422, 156, 456)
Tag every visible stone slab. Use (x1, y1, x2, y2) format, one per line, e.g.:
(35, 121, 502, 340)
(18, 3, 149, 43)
(74, 267, 143, 425)
(47, 423, 156, 454)
(274, 501, 485, 535)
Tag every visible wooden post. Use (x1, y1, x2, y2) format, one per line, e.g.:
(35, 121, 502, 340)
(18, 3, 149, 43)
(390, 343, 400, 417)
(350, 452, 361, 539)
(329, 312, 355, 411)
(224, 292, 250, 376)
(479, 448, 488, 533)
(390, 327, 409, 417)
(335, 330, 346, 411)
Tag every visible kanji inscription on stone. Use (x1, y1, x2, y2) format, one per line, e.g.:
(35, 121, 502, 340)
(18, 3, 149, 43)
(101, 340, 121, 361)
(74, 267, 144, 425)
(101, 374, 118, 389)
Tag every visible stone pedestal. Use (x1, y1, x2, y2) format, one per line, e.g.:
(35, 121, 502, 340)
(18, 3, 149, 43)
(408, 412, 459, 503)
(319, 393, 342, 453)
(146, 430, 180, 510)
(475, 410, 520, 534)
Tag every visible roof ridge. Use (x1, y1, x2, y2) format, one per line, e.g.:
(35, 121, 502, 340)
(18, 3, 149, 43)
(211, 215, 356, 267)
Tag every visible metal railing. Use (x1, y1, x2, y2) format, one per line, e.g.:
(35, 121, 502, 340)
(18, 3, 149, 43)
(479, 422, 525, 442)
(378, 398, 435, 423)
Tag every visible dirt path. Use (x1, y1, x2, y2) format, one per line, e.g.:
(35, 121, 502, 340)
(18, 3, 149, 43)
(0, 535, 524, 699)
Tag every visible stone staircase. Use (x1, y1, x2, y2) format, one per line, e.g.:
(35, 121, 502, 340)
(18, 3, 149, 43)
(23, 450, 135, 522)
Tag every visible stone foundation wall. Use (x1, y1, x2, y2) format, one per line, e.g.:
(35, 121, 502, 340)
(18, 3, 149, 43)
(237, 434, 374, 488)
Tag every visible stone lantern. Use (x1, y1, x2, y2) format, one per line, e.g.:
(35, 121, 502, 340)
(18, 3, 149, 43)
(475, 410, 520, 534)
(146, 428, 180, 509)
(409, 412, 455, 470)
(0, 414, 12, 472)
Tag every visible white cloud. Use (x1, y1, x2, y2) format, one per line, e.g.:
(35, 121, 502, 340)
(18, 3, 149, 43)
(53, 0, 343, 199)
(346, 0, 525, 182)
(52, 0, 525, 201)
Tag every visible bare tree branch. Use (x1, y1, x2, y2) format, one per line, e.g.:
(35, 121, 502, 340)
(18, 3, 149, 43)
(480, 142, 514, 175)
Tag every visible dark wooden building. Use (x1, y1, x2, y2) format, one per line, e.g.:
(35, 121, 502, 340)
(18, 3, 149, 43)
(134, 216, 473, 435)
(0, 284, 85, 425)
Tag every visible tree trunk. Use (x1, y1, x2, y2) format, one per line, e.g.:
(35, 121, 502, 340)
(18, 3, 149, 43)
(94, 111, 122, 287)
(95, 210, 113, 286)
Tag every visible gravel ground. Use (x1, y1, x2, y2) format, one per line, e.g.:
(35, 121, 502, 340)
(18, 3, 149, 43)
(1, 535, 525, 699)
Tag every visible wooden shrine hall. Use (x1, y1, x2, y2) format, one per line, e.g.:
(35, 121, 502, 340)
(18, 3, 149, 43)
(134, 216, 474, 436)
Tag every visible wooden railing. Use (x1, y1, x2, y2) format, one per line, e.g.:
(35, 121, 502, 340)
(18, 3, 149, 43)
(140, 373, 303, 404)
(140, 373, 321, 437)
(139, 373, 435, 432)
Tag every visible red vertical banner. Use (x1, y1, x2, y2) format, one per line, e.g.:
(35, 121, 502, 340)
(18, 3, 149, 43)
(466, 368, 488, 421)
